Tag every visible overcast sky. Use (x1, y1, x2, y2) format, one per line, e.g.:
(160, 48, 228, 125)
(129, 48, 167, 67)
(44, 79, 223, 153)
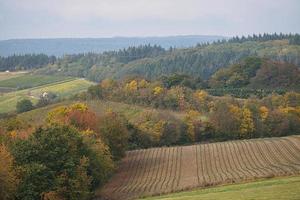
(0, 0, 299, 40)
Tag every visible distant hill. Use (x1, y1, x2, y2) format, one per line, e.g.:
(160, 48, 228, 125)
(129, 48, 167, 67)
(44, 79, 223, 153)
(0, 35, 226, 57)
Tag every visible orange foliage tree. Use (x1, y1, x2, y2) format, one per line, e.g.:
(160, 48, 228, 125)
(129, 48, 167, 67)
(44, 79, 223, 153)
(46, 103, 98, 132)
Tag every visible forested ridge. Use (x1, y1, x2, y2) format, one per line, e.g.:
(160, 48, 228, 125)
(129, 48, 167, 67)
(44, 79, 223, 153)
(1, 33, 299, 83)
(37, 33, 300, 81)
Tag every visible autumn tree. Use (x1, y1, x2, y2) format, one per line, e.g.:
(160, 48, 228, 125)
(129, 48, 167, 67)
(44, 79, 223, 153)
(184, 110, 202, 142)
(159, 122, 180, 146)
(125, 80, 138, 91)
(240, 107, 255, 138)
(259, 106, 269, 121)
(139, 79, 149, 88)
(210, 100, 241, 139)
(46, 103, 98, 132)
(100, 111, 129, 160)
(0, 144, 19, 200)
(153, 86, 163, 96)
(193, 90, 209, 111)
(11, 125, 114, 200)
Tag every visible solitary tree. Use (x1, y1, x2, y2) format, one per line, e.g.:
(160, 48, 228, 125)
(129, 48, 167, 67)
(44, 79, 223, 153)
(16, 99, 33, 113)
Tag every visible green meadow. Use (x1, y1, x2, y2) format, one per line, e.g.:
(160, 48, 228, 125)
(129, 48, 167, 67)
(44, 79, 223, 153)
(141, 176, 300, 200)
(0, 79, 93, 113)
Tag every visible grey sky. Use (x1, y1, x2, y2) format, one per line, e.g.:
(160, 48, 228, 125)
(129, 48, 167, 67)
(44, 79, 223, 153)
(0, 0, 299, 40)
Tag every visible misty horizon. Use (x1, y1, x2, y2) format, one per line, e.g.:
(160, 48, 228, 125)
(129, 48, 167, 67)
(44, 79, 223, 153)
(1, 0, 299, 40)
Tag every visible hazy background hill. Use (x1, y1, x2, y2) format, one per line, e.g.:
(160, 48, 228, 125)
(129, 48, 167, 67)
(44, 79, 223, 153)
(0, 35, 226, 57)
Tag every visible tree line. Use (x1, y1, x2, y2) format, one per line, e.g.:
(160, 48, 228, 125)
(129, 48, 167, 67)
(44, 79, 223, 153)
(83, 77, 300, 146)
(0, 54, 56, 71)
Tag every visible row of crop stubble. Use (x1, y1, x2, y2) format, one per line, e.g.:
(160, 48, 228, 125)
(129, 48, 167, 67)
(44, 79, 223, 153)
(99, 135, 300, 200)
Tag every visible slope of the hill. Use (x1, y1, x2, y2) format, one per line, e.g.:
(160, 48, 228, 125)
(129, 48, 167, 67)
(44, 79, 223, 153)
(0, 78, 93, 113)
(98, 136, 300, 200)
(37, 39, 300, 82)
(0, 74, 73, 90)
(115, 39, 300, 80)
(0, 35, 225, 56)
(140, 176, 300, 200)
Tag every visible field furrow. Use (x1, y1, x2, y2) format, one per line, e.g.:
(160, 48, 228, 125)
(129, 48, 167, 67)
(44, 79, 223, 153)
(98, 136, 300, 200)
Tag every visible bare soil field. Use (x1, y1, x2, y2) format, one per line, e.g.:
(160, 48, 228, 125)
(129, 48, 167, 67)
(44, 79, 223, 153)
(98, 135, 300, 200)
(0, 71, 28, 81)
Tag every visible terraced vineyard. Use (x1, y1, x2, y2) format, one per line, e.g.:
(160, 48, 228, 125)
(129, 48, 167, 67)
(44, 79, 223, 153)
(99, 136, 300, 200)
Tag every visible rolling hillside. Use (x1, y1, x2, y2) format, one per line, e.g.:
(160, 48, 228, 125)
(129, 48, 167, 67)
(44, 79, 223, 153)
(99, 136, 300, 200)
(0, 78, 93, 113)
(115, 40, 300, 80)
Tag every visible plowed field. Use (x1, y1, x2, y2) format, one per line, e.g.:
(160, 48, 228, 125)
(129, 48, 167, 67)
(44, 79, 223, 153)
(99, 136, 300, 200)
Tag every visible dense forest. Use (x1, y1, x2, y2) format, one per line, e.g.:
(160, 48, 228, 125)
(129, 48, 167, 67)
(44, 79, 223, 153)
(0, 54, 56, 71)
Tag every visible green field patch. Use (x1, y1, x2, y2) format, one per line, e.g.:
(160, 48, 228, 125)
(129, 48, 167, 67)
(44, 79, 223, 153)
(0, 79, 93, 113)
(0, 74, 74, 89)
(141, 176, 300, 200)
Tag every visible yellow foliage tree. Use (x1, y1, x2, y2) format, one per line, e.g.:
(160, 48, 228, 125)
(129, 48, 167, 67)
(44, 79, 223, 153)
(153, 86, 163, 96)
(240, 108, 255, 138)
(153, 120, 166, 140)
(184, 110, 201, 142)
(70, 103, 88, 112)
(46, 106, 68, 125)
(46, 103, 89, 125)
(139, 79, 149, 88)
(259, 106, 269, 121)
(208, 101, 215, 113)
(9, 130, 18, 139)
(284, 92, 300, 107)
(0, 144, 19, 200)
(194, 90, 208, 104)
(229, 104, 242, 120)
(100, 79, 115, 89)
(125, 80, 138, 91)
(278, 106, 300, 118)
